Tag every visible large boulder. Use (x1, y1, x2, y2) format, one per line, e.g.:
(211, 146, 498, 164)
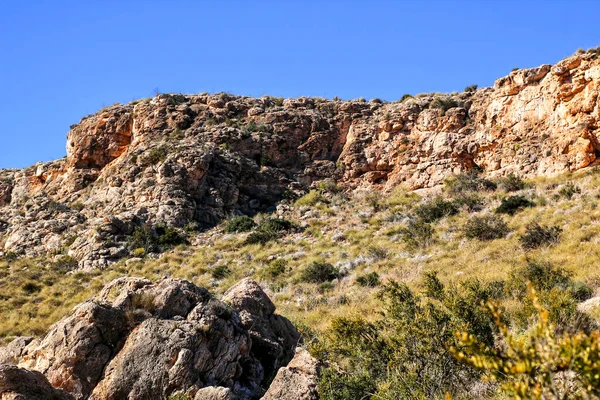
(1, 277, 300, 400)
(224, 279, 300, 382)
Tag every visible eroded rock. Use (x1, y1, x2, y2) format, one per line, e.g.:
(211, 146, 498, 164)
(1, 277, 299, 400)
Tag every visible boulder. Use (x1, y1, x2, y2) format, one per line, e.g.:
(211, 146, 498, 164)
(0, 364, 74, 400)
(224, 279, 300, 382)
(1, 277, 301, 400)
(262, 348, 320, 400)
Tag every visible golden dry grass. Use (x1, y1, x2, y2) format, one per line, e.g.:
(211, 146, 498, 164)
(2, 167, 600, 343)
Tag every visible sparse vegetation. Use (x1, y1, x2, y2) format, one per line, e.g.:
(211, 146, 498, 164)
(495, 195, 535, 215)
(519, 222, 562, 250)
(498, 173, 527, 192)
(300, 261, 339, 283)
(463, 215, 510, 241)
(225, 216, 256, 233)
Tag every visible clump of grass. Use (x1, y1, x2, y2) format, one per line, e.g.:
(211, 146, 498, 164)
(211, 265, 231, 280)
(356, 272, 380, 287)
(519, 223, 562, 250)
(558, 182, 581, 199)
(400, 219, 435, 249)
(463, 215, 510, 241)
(264, 259, 287, 279)
(51, 255, 78, 271)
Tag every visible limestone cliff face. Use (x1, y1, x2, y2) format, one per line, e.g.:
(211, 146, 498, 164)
(0, 51, 599, 267)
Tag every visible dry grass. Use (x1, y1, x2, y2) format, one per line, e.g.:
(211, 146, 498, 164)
(2, 167, 600, 344)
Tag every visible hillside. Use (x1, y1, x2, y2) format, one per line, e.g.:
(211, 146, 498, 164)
(1, 49, 600, 399)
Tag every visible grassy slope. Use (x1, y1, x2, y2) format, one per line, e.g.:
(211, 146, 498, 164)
(2, 167, 600, 343)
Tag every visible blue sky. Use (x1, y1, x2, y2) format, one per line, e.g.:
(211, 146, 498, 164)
(1, 0, 599, 168)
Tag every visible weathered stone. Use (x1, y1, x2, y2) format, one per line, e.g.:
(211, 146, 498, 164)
(262, 348, 320, 400)
(0, 364, 74, 400)
(0, 337, 33, 365)
(2, 53, 600, 268)
(2, 278, 300, 400)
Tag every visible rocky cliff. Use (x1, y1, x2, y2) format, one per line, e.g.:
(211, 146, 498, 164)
(0, 51, 599, 268)
(0, 277, 319, 400)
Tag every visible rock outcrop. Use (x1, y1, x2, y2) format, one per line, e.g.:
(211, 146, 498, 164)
(1, 51, 599, 267)
(0, 278, 299, 400)
(262, 348, 320, 400)
(0, 364, 74, 400)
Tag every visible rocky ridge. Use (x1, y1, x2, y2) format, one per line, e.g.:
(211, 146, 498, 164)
(0, 277, 319, 400)
(0, 51, 599, 268)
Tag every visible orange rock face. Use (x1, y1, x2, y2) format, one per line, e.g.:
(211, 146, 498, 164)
(1, 51, 599, 266)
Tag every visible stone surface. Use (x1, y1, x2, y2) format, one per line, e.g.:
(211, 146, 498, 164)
(0, 364, 74, 400)
(0, 337, 33, 365)
(225, 279, 300, 382)
(1, 277, 299, 400)
(1, 52, 600, 267)
(261, 348, 320, 400)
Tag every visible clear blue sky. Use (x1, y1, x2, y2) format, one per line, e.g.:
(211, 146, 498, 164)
(1, 0, 598, 168)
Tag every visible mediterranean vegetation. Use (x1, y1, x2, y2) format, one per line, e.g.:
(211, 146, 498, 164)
(2, 166, 600, 398)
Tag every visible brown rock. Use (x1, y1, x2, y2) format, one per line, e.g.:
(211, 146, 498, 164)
(0, 337, 33, 365)
(0, 364, 74, 400)
(261, 348, 320, 400)
(194, 386, 238, 400)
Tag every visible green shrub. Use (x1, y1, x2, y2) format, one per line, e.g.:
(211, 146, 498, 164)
(422, 271, 444, 301)
(128, 226, 158, 252)
(300, 261, 339, 283)
(558, 182, 581, 199)
(143, 146, 169, 165)
(315, 280, 487, 399)
(451, 193, 484, 212)
(453, 289, 600, 398)
(519, 223, 562, 250)
(506, 261, 593, 333)
(243, 230, 275, 246)
(414, 197, 458, 223)
(128, 225, 184, 252)
(258, 218, 296, 234)
(463, 215, 510, 241)
(507, 261, 572, 299)
(400, 219, 435, 249)
(22, 281, 42, 294)
(444, 172, 497, 195)
(356, 272, 380, 287)
(225, 216, 256, 233)
(156, 225, 185, 247)
(132, 248, 146, 258)
(498, 173, 527, 192)
(265, 259, 287, 279)
(495, 195, 534, 215)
